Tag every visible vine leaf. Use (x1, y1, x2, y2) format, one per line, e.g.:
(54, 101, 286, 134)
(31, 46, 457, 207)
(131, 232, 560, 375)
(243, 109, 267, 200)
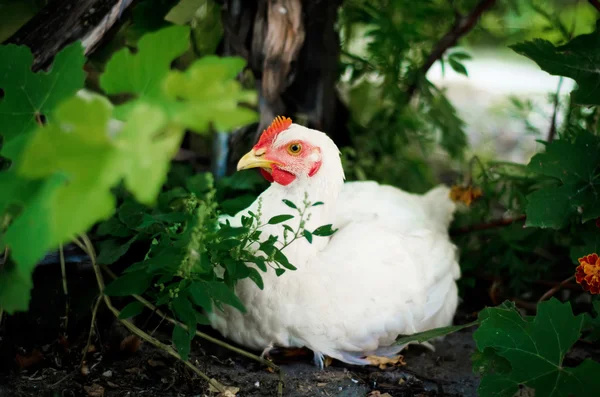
(511, 20, 600, 106)
(0, 41, 86, 159)
(1, 93, 181, 313)
(100, 25, 191, 119)
(163, 55, 257, 132)
(473, 299, 600, 397)
(525, 131, 600, 228)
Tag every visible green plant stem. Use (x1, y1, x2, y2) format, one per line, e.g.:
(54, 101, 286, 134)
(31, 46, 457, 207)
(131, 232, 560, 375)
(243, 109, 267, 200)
(79, 234, 226, 394)
(59, 243, 69, 331)
(80, 295, 102, 369)
(98, 263, 285, 396)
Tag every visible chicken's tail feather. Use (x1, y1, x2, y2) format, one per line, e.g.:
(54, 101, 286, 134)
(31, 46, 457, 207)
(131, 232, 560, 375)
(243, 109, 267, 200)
(423, 185, 456, 230)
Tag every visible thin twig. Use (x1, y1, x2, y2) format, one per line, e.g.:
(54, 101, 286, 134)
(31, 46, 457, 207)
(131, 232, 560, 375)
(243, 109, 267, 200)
(59, 243, 70, 332)
(99, 263, 285, 391)
(79, 234, 227, 394)
(538, 275, 576, 302)
(80, 295, 102, 369)
(450, 214, 526, 236)
(589, 0, 600, 13)
(406, 0, 497, 99)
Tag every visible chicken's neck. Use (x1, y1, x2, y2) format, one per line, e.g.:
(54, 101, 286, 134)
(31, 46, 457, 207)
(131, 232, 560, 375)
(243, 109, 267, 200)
(256, 155, 345, 258)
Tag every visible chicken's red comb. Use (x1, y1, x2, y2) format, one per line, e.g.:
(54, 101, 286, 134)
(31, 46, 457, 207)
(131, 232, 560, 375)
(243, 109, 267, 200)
(256, 116, 292, 147)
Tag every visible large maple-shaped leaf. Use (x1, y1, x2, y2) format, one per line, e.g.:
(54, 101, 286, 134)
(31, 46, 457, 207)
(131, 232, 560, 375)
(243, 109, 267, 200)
(473, 299, 600, 397)
(163, 56, 257, 132)
(525, 131, 600, 228)
(0, 93, 181, 313)
(510, 21, 600, 106)
(0, 42, 86, 159)
(99, 25, 190, 119)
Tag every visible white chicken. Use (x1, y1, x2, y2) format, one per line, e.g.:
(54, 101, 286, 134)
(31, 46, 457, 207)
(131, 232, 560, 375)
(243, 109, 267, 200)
(208, 116, 461, 368)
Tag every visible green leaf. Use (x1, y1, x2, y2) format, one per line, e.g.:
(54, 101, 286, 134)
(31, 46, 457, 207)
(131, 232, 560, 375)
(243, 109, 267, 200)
(472, 347, 511, 376)
(0, 263, 36, 313)
(510, 23, 600, 106)
(473, 298, 600, 397)
(208, 281, 245, 312)
(282, 199, 297, 209)
(171, 294, 197, 329)
(313, 224, 337, 236)
(97, 236, 137, 265)
(250, 257, 267, 272)
(247, 267, 264, 290)
(448, 57, 468, 76)
(273, 249, 297, 270)
(275, 268, 285, 277)
(100, 25, 190, 118)
(311, 201, 324, 207)
(525, 185, 575, 229)
(189, 281, 212, 312)
(162, 55, 257, 132)
(186, 173, 213, 196)
(0, 41, 86, 160)
(268, 214, 294, 225)
(117, 103, 183, 204)
(172, 324, 191, 360)
(449, 51, 472, 61)
(104, 270, 154, 296)
(303, 230, 313, 244)
(525, 132, 600, 227)
(96, 217, 133, 238)
(395, 320, 479, 345)
(118, 301, 145, 319)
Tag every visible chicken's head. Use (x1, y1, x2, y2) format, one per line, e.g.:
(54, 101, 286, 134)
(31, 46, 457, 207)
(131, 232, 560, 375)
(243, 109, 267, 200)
(236, 116, 325, 186)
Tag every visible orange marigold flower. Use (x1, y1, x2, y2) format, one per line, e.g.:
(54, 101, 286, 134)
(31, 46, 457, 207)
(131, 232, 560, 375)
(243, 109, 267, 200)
(575, 253, 600, 294)
(449, 185, 483, 207)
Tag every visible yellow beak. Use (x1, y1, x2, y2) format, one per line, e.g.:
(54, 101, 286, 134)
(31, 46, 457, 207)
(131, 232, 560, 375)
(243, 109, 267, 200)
(236, 149, 279, 171)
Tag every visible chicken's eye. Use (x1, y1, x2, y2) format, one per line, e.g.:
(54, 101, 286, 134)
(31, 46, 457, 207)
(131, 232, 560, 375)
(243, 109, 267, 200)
(287, 143, 302, 155)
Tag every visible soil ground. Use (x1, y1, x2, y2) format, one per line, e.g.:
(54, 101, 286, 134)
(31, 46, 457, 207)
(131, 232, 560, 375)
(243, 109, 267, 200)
(0, 322, 479, 397)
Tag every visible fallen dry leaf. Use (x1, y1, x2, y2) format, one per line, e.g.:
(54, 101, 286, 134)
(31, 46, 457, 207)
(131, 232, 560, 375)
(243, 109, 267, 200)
(120, 335, 141, 354)
(366, 355, 406, 370)
(368, 392, 393, 397)
(208, 378, 239, 396)
(449, 185, 483, 207)
(83, 383, 105, 397)
(324, 356, 333, 367)
(147, 358, 166, 367)
(15, 349, 43, 369)
(106, 381, 119, 388)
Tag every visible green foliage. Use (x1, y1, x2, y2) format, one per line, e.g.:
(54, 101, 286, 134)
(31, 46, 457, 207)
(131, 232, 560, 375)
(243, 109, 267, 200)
(101, 171, 330, 356)
(511, 21, 600, 106)
(0, 25, 257, 313)
(338, 0, 469, 192)
(0, 42, 86, 159)
(525, 132, 600, 228)
(473, 299, 600, 397)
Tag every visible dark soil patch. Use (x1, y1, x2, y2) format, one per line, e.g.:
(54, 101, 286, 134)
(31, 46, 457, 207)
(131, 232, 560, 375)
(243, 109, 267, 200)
(0, 324, 480, 397)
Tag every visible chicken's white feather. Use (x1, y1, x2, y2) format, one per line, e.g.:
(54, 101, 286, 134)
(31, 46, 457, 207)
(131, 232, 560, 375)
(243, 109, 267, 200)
(208, 123, 460, 366)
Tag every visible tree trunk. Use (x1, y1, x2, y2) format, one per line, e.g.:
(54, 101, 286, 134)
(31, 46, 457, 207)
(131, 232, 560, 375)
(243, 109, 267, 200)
(5, 0, 135, 71)
(219, 0, 350, 173)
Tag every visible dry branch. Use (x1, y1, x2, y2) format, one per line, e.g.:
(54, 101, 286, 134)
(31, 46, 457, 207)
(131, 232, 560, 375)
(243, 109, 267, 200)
(406, 0, 497, 100)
